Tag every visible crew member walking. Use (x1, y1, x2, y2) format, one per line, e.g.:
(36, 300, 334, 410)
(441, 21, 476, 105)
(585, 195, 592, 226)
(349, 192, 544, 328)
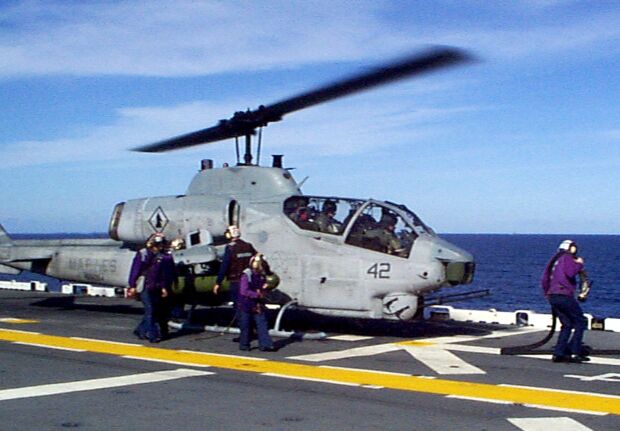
(238, 253, 275, 351)
(541, 240, 590, 363)
(128, 233, 176, 343)
(213, 225, 256, 309)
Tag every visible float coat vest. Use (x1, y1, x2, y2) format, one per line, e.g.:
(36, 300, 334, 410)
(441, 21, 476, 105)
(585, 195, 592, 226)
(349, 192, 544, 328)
(225, 239, 257, 282)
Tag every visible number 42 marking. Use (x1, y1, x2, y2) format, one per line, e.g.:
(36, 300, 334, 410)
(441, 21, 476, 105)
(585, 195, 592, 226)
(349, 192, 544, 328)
(367, 263, 391, 279)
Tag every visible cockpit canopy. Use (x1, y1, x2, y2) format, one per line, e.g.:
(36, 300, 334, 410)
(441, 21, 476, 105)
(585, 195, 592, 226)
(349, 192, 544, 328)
(283, 196, 434, 259)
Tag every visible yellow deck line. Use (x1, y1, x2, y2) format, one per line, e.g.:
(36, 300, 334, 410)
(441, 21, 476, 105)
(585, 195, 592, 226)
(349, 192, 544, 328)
(396, 340, 435, 347)
(1, 328, 619, 415)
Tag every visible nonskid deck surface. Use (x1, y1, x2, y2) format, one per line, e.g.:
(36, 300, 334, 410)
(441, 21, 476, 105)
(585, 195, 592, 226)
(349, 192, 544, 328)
(1, 290, 619, 431)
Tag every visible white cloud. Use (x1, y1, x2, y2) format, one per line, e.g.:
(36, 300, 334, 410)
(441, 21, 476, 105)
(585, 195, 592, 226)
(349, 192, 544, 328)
(1, 1, 619, 78)
(267, 100, 479, 157)
(0, 87, 477, 168)
(0, 100, 234, 168)
(0, 0, 403, 77)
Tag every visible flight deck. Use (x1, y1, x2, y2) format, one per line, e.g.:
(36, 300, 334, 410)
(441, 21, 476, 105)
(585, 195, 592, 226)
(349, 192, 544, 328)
(1, 289, 619, 431)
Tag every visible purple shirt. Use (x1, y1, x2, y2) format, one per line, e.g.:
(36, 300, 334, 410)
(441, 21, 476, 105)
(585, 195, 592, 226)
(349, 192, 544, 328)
(543, 252, 583, 297)
(128, 249, 176, 291)
(238, 269, 266, 313)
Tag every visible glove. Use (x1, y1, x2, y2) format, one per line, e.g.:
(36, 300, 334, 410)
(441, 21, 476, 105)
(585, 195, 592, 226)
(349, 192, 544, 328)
(577, 280, 590, 302)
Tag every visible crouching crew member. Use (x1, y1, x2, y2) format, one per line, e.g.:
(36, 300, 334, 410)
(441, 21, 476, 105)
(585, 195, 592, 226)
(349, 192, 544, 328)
(237, 253, 275, 352)
(128, 233, 176, 343)
(541, 239, 589, 363)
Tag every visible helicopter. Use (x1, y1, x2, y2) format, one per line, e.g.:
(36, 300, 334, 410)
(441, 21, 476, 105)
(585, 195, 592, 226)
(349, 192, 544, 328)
(0, 47, 477, 328)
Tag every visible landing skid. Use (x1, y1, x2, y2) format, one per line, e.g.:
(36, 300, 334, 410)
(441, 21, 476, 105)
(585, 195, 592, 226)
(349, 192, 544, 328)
(169, 300, 327, 340)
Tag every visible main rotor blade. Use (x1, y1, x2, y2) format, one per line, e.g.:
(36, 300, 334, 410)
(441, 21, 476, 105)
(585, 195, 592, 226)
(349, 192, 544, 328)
(266, 47, 471, 119)
(135, 47, 472, 153)
(134, 123, 243, 153)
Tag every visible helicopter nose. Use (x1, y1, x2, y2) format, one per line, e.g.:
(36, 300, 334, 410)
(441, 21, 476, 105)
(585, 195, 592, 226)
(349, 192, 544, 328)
(432, 237, 475, 285)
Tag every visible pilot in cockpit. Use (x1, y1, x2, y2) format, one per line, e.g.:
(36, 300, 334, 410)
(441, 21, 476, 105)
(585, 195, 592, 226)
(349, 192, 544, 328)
(315, 200, 342, 234)
(286, 197, 310, 223)
(365, 212, 404, 255)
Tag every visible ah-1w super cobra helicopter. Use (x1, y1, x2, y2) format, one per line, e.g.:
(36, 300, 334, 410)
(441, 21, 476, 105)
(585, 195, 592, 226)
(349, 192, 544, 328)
(0, 48, 477, 328)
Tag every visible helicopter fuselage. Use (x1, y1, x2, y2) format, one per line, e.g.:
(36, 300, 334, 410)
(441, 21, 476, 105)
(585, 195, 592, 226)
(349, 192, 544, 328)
(0, 161, 475, 320)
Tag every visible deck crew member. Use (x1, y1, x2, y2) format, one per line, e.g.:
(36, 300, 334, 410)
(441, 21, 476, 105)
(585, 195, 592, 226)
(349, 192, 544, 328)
(128, 233, 176, 343)
(541, 239, 590, 363)
(238, 253, 275, 351)
(213, 225, 257, 310)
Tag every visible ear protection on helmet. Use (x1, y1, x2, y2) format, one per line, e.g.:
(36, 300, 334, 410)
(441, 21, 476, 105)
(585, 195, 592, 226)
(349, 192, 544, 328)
(249, 253, 270, 273)
(146, 233, 166, 248)
(225, 225, 240, 240)
(170, 237, 185, 250)
(558, 239, 577, 254)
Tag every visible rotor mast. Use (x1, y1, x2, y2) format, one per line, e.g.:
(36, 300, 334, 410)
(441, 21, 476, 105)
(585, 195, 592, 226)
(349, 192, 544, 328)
(243, 133, 252, 165)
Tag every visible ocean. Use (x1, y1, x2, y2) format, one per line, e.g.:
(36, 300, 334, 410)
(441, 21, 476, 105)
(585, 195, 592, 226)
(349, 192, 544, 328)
(2, 233, 619, 318)
(444, 234, 620, 318)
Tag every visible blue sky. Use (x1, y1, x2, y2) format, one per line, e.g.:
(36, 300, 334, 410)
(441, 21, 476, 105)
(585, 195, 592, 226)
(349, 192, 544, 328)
(1, 0, 619, 234)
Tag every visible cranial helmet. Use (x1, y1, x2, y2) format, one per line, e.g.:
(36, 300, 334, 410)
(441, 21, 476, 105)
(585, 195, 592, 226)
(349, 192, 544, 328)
(558, 239, 577, 253)
(249, 253, 266, 272)
(170, 237, 185, 250)
(225, 225, 240, 240)
(146, 233, 166, 249)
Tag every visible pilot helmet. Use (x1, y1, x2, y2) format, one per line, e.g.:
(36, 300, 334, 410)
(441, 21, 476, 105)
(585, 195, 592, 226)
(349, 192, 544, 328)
(558, 239, 577, 254)
(225, 225, 241, 240)
(381, 213, 397, 227)
(322, 200, 337, 214)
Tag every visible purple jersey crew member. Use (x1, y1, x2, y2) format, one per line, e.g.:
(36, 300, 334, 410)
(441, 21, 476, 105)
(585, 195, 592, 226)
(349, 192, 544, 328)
(128, 234, 175, 343)
(237, 254, 274, 352)
(540, 240, 589, 363)
(129, 248, 175, 292)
